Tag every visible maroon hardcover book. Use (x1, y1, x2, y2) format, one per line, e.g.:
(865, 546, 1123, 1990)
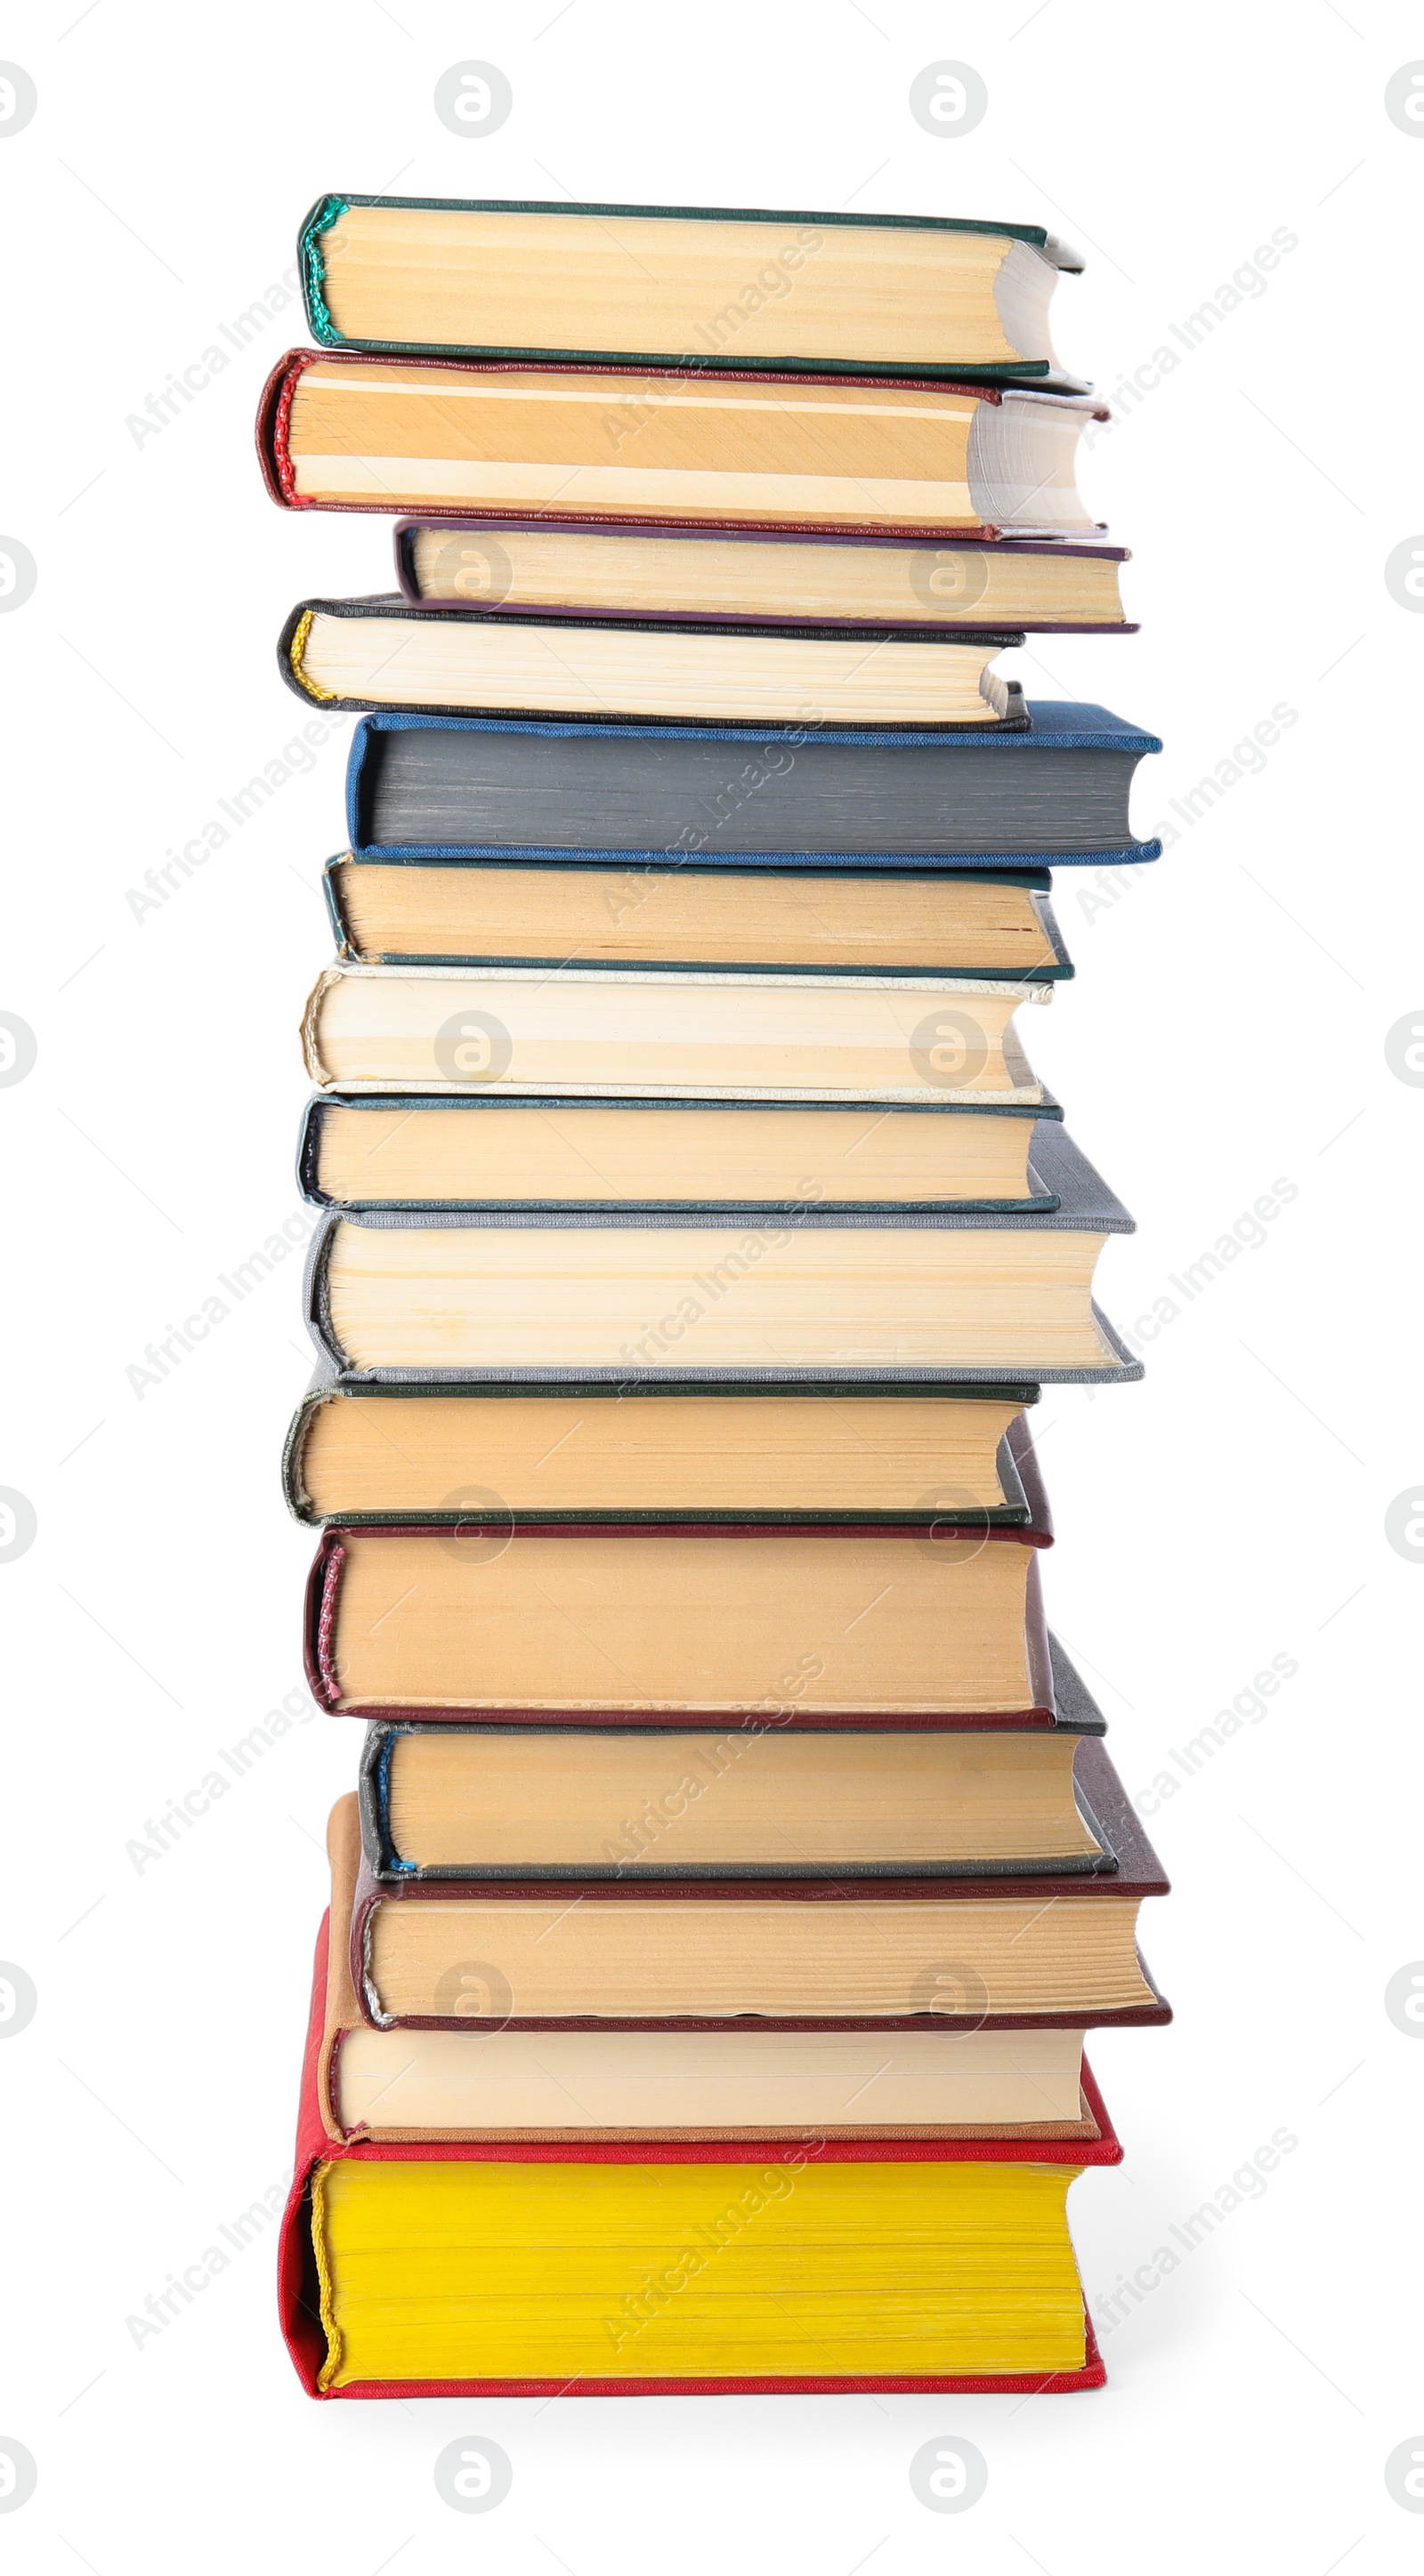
(391, 513, 1136, 634)
(304, 1514, 1059, 1728)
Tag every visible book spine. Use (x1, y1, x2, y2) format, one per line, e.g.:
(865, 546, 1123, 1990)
(345, 719, 375, 853)
(255, 349, 314, 509)
(280, 601, 336, 708)
(298, 195, 351, 345)
(320, 857, 356, 958)
(357, 1726, 401, 1877)
(295, 1096, 327, 1206)
(281, 1391, 323, 1522)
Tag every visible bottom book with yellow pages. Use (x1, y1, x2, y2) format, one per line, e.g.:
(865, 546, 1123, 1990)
(279, 1893, 1122, 2397)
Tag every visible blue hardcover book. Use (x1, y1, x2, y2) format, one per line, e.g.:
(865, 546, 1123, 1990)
(342, 702, 1161, 871)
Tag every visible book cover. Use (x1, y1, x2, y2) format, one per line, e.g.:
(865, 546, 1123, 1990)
(341, 702, 1161, 869)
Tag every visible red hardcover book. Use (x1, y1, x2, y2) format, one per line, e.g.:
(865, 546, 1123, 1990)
(279, 1915, 1118, 2398)
(255, 347, 1108, 540)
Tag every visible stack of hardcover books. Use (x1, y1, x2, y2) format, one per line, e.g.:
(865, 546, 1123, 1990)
(267, 193, 1169, 2401)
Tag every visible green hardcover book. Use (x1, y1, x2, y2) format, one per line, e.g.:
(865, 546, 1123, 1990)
(299, 194, 1086, 383)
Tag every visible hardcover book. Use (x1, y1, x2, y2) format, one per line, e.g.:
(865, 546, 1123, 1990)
(341, 705, 1161, 868)
(297, 196, 1084, 381)
(280, 1916, 1120, 2395)
(258, 348, 1103, 531)
(303, 1513, 1056, 1725)
(322, 854, 1075, 978)
(297, 1095, 1065, 1215)
(299, 962, 1050, 1106)
(355, 1712, 1118, 1881)
(282, 597, 1028, 729)
(283, 1377, 1046, 1528)
(395, 518, 1134, 633)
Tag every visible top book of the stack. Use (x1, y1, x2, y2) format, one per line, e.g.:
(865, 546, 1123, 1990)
(298, 195, 1087, 385)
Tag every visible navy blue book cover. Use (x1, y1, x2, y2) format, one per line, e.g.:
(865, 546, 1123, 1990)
(343, 700, 1161, 869)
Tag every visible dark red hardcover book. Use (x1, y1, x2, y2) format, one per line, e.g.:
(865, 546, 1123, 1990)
(279, 1914, 1117, 2398)
(303, 1514, 1059, 1729)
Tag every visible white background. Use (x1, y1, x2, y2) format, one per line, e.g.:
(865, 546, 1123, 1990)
(2, 2, 1420, 2565)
